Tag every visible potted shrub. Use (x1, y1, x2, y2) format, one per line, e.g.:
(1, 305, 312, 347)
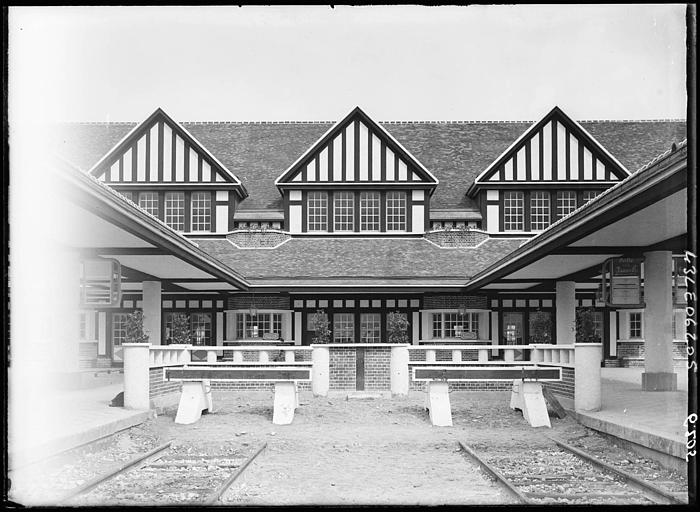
(125, 309, 150, 344)
(310, 309, 331, 344)
(168, 313, 191, 345)
(387, 311, 409, 344)
(529, 310, 553, 344)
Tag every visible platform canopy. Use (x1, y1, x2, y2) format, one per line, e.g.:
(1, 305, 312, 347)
(51, 157, 249, 293)
(464, 142, 688, 292)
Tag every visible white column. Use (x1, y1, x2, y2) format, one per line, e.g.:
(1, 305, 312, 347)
(574, 343, 602, 412)
(294, 312, 302, 346)
(390, 345, 409, 396)
(123, 343, 151, 410)
(556, 281, 576, 345)
(311, 345, 329, 396)
(642, 251, 677, 391)
(142, 281, 162, 346)
(412, 311, 420, 345)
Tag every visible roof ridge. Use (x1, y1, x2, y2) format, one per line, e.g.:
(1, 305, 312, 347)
(54, 118, 687, 125)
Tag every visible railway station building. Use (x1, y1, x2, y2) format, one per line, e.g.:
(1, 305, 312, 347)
(47, 105, 689, 393)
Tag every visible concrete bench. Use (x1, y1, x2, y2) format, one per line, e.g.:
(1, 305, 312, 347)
(412, 365, 562, 428)
(164, 364, 312, 425)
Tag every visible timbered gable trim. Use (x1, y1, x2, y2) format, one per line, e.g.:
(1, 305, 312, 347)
(275, 106, 439, 189)
(466, 106, 631, 197)
(88, 108, 248, 199)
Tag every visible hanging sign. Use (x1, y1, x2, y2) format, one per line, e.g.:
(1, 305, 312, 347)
(601, 257, 644, 308)
(80, 258, 122, 307)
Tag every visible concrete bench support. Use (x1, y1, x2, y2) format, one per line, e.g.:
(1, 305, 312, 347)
(510, 379, 551, 427)
(424, 381, 453, 427)
(272, 382, 298, 425)
(175, 380, 213, 425)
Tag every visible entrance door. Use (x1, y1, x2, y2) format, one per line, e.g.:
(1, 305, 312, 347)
(502, 312, 526, 361)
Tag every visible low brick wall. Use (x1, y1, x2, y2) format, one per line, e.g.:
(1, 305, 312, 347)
(364, 347, 391, 390)
(617, 340, 688, 368)
(329, 347, 356, 390)
(149, 367, 181, 399)
(542, 365, 575, 400)
(210, 381, 312, 391)
(409, 379, 513, 392)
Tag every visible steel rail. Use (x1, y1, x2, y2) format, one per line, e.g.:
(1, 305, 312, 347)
(457, 441, 533, 504)
(202, 442, 268, 505)
(58, 441, 173, 503)
(547, 436, 686, 505)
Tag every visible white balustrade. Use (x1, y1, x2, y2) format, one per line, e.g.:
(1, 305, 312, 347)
(452, 350, 462, 363)
(426, 349, 436, 363)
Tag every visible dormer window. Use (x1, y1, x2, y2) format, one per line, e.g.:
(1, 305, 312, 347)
(191, 191, 211, 232)
(307, 191, 328, 231)
(360, 191, 381, 231)
(334, 192, 354, 232)
(503, 191, 524, 231)
(138, 192, 159, 217)
(165, 192, 185, 231)
(530, 191, 551, 231)
(556, 191, 577, 218)
(386, 191, 407, 231)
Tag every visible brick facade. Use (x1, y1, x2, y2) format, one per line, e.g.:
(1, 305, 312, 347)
(542, 366, 575, 400)
(616, 340, 687, 367)
(424, 229, 490, 248)
(228, 294, 291, 310)
(364, 347, 391, 390)
(422, 295, 488, 309)
(149, 367, 181, 399)
(329, 347, 357, 390)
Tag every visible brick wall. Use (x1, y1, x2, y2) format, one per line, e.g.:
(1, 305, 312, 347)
(329, 347, 356, 390)
(149, 367, 181, 399)
(226, 230, 290, 248)
(617, 340, 688, 368)
(422, 295, 488, 309)
(364, 347, 391, 390)
(228, 294, 290, 310)
(424, 229, 489, 248)
(210, 381, 311, 391)
(542, 366, 575, 400)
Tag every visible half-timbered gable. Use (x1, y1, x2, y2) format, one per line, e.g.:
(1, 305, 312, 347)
(275, 107, 438, 235)
(88, 108, 247, 234)
(466, 106, 631, 235)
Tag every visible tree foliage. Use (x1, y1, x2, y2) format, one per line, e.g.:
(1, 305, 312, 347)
(310, 310, 331, 344)
(387, 311, 410, 344)
(125, 309, 150, 344)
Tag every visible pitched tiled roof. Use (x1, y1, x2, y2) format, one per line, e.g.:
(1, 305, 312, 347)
(52, 119, 686, 211)
(192, 237, 526, 283)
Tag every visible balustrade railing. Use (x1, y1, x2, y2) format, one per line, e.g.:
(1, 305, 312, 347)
(148, 343, 312, 367)
(409, 343, 576, 366)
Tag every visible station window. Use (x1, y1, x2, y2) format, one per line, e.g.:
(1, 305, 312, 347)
(138, 192, 159, 217)
(334, 192, 354, 232)
(360, 191, 380, 231)
(431, 312, 479, 339)
(360, 313, 381, 342)
(629, 312, 643, 339)
(386, 191, 407, 231)
(556, 191, 578, 218)
(503, 191, 524, 231)
(236, 312, 282, 339)
(191, 313, 212, 345)
(191, 192, 211, 232)
(333, 313, 355, 342)
(165, 192, 185, 231)
(307, 191, 328, 231)
(529, 191, 550, 231)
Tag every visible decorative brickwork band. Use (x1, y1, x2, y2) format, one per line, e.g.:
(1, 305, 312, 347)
(227, 230, 291, 248)
(423, 294, 488, 309)
(424, 229, 490, 248)
(228, 294, 291, 310)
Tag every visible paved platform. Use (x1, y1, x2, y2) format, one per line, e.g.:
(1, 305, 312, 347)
(560, 367, 690, 471)
(8, 375, 153, 469)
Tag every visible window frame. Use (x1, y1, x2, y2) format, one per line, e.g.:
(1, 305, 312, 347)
(164, 191, 186, 231)
(138, 191, 159, 218)
(430, 311, 481, 339)
(502, 191, 525, 231)
(307, 191, 329, 232)
(556, 190, 578, 219)
(333, 191, 355, 232)
(529, 190, 551, 231)
(190, 191, 212, 232)
(359, 191, 381, 232)
(385, 191, 407, 232)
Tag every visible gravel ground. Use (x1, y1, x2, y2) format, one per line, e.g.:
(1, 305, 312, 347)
(7, 389, 689, 506)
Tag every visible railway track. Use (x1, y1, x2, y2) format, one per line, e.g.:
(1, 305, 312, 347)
(458, 439, 687, 505)
(61, 442, 267, 505)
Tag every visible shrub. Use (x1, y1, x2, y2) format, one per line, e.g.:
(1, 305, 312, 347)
(310, 310, 331, 344)
(125, 309, 150, 344)
(576, 307, 601, 343)
(169, 313, 191, 345)
(387, 311, 410, 344)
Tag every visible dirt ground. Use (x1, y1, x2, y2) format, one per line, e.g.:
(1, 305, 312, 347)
(146, 389, 590, 506)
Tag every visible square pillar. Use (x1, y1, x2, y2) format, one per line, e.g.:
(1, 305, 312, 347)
(142, 281, 162, 346)
(641, 251, 677, 391)
(556, 281, 576, 345)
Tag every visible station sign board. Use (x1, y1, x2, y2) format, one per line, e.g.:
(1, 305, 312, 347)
(601, 257, 645, 308)
(80, 258, 122, 307)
